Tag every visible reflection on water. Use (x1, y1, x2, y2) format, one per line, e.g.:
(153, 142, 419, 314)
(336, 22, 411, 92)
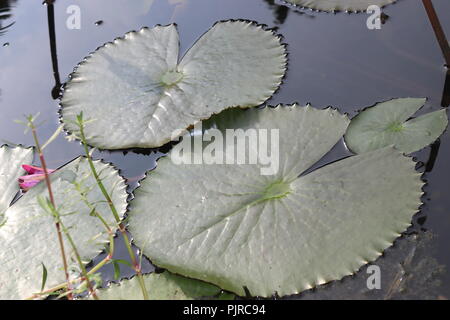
(443, 71, 450, 107)
(0, 0, 16, 37)
(45, 0, 61, 99)
(263, 0, 310, 25)
(263, 0, 290, 24)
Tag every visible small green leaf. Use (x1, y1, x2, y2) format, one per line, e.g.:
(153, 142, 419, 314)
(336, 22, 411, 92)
(113, 259, 133, 268)
(41, 125, 64, 150)
(345, 98, 448, 154)
(112, 261, 121, 280)
(40, 263, 48, 293)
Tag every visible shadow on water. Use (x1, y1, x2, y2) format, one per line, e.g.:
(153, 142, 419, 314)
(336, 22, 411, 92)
(0, 0, 16, 37)
(263, 0, 291, 25)
(263, 0, 311, 25)
(0, 0, 17, 100)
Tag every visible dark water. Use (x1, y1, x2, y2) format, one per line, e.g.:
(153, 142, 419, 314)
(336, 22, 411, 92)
(0, 0, 449, 299)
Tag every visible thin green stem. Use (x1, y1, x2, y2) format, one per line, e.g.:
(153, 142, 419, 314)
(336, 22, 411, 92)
(28, 192, 119, 300)
(77, 115, 149, 300)
(51, 206, 99, 300)
(26, 237, 114, 301)
(28, 119, 72, 300)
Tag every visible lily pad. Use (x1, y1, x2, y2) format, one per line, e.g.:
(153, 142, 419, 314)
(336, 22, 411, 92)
(61, 21, 287, 150)
(128, 105, 423, 297)
(0, 157, 128, 300)
(91, 271, 225, 300)
(284, 0, 396, 12)
(0, 145, 34, 222)
(345, 98, 448, 154)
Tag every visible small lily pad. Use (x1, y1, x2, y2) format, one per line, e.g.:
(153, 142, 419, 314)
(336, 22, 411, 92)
(61, 21, 287, 150)
(345, 98, 448, 154)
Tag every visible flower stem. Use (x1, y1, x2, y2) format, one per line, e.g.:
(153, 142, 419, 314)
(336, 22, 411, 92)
(50, 205, 99, 300)
(26, 203, 117, 300)
(76, 115, 149, 300)
(28, 118, 72, 300)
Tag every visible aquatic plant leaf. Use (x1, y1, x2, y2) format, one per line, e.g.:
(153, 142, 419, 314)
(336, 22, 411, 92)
(0, 158, 128, 300)
(284, 0, 395, 12)
(345, 98, 448, 154)
(128, 105, 423, 297)
(0, 145, 34, 221)
(61, 21, 287, 149)
(90, 271, 224, 300)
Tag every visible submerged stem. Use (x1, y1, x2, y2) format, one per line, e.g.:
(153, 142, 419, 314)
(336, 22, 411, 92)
(422, 0, 450, 66)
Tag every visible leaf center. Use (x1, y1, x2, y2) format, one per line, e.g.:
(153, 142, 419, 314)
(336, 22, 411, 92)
(261, 180, 292, 201)
(386, 122, 404, 132)
(161, 70, 184, 87)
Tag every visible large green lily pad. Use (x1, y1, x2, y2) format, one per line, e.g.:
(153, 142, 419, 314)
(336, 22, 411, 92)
(128, 105, 423, 297)
(61, 21, 287, 149)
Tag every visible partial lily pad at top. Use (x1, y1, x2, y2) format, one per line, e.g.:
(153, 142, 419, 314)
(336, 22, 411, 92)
(0, 145, 34, 222)
(345, 98, 448, 154)
(61, 21, 287, 150)
(284, 0, 396, 12)
(0, 157, 128, 300)
(90, 271, 230, 300)
(128, 104, 423, 297)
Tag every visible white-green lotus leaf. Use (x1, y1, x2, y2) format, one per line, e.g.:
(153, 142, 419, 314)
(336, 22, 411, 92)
(284, 0, 396, 12)
(0, 157, 128, 300)
(0, 145, 34, 224)
(91, 271, 224, 300)
(128, 105, 423, 297)
(345, 98, 449, 154)
(61, 21, 287, 150)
